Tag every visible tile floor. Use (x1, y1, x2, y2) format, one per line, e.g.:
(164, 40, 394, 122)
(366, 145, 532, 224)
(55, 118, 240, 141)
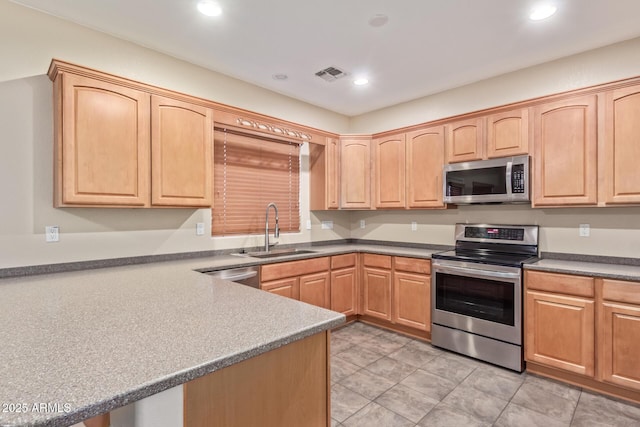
(330, 322, 640, 427)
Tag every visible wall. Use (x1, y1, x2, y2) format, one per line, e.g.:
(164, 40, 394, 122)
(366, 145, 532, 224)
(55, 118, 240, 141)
(350, 206, 640, 258)
(349, 36, 640, 134)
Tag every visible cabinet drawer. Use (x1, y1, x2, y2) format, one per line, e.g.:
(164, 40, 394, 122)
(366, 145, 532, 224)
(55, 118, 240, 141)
(394, 257, 431, 275)
(602, 279, 640, 305)
(261, 257, 330, 282)
(363, 254, 392, 269)
(331, 253, 356, 269)
(525, 270, 594, 298)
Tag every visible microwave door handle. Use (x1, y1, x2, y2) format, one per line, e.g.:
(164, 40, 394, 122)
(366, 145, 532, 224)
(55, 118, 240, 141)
(506, 161, 513, 194)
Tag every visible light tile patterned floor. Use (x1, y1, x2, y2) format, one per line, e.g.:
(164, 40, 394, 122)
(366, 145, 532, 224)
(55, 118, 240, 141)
(331, 322, 640, 427)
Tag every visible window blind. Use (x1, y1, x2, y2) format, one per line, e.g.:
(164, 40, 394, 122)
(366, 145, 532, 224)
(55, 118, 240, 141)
(212, 128, 301, 236)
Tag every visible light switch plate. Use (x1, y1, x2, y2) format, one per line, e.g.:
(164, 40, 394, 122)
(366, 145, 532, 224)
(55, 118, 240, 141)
(321, 221, 333, 230)
(45, 226, 59, 242)
(196, 223, 205, 236)
(359, 220, 366, 229)
(306, 219, 312, 230)
(411, 221, 417, 231)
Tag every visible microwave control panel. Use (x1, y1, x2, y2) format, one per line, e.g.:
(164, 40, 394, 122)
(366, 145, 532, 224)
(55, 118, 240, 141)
(511, 164, 525, 193)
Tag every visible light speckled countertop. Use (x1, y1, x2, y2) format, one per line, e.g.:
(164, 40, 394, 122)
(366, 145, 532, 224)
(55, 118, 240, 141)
(2, 242, 638, 426)
(525, 258, 640, 282)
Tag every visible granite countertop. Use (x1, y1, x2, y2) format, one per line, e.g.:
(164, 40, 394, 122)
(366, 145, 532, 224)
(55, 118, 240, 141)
(525, 258, 640, 282)
(0, 260, 345, 427)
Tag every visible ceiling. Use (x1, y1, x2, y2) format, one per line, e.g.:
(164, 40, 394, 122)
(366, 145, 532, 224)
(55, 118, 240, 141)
(12, 0, 640, 116)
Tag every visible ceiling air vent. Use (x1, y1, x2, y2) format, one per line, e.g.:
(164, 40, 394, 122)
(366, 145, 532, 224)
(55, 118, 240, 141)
(315, 66, 349, 82)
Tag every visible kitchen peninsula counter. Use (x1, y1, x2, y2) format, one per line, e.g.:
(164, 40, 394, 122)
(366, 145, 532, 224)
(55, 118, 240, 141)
(0, 258, 345, 427)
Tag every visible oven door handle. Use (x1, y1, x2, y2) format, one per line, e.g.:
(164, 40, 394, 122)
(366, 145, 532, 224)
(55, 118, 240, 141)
(434, 265, 521, 280)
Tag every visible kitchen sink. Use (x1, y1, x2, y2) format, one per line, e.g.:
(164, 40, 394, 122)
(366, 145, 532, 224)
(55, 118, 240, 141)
(243, 248, 317, 259)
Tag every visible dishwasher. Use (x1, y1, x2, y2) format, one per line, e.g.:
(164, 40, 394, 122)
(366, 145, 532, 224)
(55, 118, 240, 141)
(200, 266, 260, 288)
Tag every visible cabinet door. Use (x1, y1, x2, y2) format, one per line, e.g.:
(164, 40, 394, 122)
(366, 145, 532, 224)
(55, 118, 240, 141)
(599, 302, 640, 391)
(56, 73, 150, 206)
(362, 267, 392, 320)
(532, 95, 597, 206)
(326, 137, 340, 209)
(486, 108, 529, 158)
(261, 277, 300, 300)
(525, 290, 595, 376)
(406, 126, 445, 208)
(151, 95, 213, 207)
(300, 272, 330, 309)
(393, 271, 430, 331)
(330, 267, 357, 315)
(604, 85, 640, 204)
(373, 134, 406, 208)
(446, 118, 483, 163)
(340, 138, 371, 208)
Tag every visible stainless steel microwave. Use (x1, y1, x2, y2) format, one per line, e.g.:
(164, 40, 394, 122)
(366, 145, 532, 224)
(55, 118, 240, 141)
(443, 155, 530, 204)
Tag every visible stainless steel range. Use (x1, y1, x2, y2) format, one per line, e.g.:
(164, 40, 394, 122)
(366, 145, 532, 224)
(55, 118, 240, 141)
(431, 223, 539, 372)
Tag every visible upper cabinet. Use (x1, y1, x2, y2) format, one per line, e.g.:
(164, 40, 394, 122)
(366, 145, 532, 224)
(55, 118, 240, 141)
(532, 95, 598, 207)
(446, 118, 484, 163)
(151, 95, 213, 207)
(54, 73, 151, 207)
(50, 62, 214, 208)
(603, 84, 640, 205)
(486, 108, 529, 158)
(309, 137, 340, 210)
(341, 137, 372, 209)
(406, 126, 445, 208)
(373, 133, 406, 209)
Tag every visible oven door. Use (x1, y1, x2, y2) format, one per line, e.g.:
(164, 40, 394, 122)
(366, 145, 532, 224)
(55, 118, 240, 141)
(431, 259, 522, 344)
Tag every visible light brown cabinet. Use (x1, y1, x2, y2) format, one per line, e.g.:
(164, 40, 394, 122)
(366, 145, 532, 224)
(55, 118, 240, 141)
(260, 257, 330, 307)
(392, 257, 431, 331)
(330, 254, 358, 316)
(599, 279, 640, 391)
(525, 270, 595, 377)
(373, 134, 406, 208)
(486, 108, 529, 158)
(446, 118, 484, 163)
(603, 84, 640, 205)
(53, 73, 151, 207)
(532, 95, 598, 206)
(406, 126, 446, 208)
(361, 254, 393, 320)
(309, 137, 340, 210)
(50, 63, 214, 208)
(340, 137, 372, 209)
(151, 95, 213, 207)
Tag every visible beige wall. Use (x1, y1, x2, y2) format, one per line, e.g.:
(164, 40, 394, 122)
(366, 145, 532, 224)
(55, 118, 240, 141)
(349, 37, 640, 133)
(350, 206, 640, 258)
(2, 0, 640, 268)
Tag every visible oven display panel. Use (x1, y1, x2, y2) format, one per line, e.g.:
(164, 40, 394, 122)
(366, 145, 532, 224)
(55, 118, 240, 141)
(465, 227, 524, 241)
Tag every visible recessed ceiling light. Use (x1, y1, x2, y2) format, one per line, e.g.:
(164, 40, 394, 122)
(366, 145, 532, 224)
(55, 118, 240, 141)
(529, 4, 557, 21)
(197, 1, 222, 17)
(272, 74, 288, 81)
(368, 14, 389, 27)
(353, 78, 369, 86)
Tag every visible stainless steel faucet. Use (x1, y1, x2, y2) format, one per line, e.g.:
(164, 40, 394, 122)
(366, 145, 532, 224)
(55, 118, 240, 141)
(265, 202, 279, 252)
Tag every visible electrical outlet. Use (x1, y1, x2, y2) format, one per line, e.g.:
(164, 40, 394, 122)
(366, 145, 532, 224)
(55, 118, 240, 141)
(360, 220, 366, 229)
(306, 219, 312, 230)
(321, 221, 333, 230)
(45, 226, 59, 242)
(196, 222, 205, 236)
(411, 221, 417, 231)
(579, 223, 590, 237)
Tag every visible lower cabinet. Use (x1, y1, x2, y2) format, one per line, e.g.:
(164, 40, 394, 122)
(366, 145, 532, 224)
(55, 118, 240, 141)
(525, 270, 640, 402)
(599, 279, 640, 391)
(393, 257, 431, 332)
(361, 254, 393, 320)
(330, 254, 358, 316)
(260, 257, 330, 308)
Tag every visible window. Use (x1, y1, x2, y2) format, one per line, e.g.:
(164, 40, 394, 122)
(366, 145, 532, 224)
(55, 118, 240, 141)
(212, 128, 301, 236)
